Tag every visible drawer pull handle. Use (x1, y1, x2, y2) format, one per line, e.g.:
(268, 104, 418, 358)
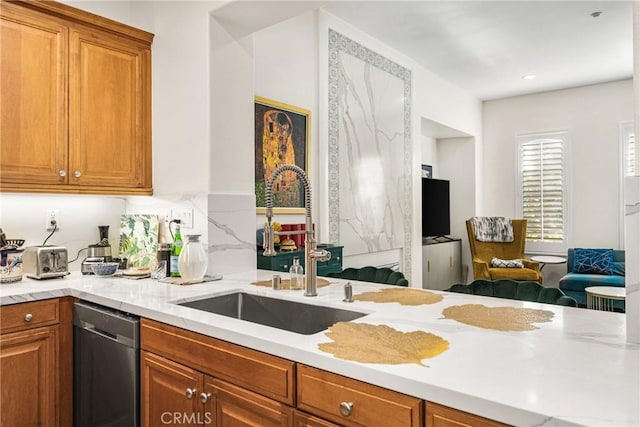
(74, 170, 82, 178)
(58, 170, 66, 177)
(185, 388, 196, 399)
(24, 313, 33, 322)
(339, 401, 353, 417)
(199, 392, 212, 404)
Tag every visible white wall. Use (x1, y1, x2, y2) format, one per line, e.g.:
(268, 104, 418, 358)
(483, 80, 634, 254)
(416, 75, 482, 284)
(252, 11, 318, 229)
(439, 137, 476, 283)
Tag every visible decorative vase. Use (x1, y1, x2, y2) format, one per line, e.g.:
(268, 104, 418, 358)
(178, 235, 207, 281)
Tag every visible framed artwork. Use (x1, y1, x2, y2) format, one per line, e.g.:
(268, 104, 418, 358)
(255, 96, 310, 214)
(421, 164, 433, 179)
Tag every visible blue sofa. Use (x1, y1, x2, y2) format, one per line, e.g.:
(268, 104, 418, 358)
(559, 248, 625, 308)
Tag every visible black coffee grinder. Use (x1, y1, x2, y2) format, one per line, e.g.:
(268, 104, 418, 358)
(81, 226, 113, 274)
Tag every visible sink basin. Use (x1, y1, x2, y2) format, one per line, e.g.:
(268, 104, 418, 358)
(177, 292, 367, 335)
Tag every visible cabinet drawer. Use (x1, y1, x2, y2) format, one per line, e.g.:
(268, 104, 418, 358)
(141, 318, 295, 405)
(1, 299, 59, 334)
(297, 365, 422, 427)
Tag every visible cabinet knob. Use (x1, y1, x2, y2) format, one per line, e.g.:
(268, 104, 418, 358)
(339, 401, 353, 417)
(24, 313, 33, 322)
(58, 170, 66, 177)
(199, 392, 212, 404)
(74, 170, 82, 178)
(185, 388, 196, 399)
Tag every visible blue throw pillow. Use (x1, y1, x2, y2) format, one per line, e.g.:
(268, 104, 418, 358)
(572, 248, 614, 275)
(613, 261, 625, 276)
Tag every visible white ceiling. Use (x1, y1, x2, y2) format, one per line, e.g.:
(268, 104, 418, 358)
(323, 1, 634, 100)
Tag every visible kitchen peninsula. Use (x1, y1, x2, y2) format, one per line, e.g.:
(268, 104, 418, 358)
(1, 270, 638, 426)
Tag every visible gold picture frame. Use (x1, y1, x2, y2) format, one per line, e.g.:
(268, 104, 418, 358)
(254, 96, 310, 214)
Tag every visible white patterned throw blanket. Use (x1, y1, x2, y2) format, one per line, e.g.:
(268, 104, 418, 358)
(470, 217, 514, 242)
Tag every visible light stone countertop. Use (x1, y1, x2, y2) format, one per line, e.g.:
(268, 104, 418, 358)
(1, 270, 638, 427)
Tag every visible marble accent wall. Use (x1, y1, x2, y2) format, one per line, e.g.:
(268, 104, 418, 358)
(206, 194, 257, 276)
(327, 29, 413, 276)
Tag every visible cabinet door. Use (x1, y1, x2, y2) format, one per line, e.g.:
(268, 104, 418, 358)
(294, 410, 339, 427)
(0, 326, 58, 427)
(423, 242, 461, 290)
(426, 402, 507, 427)
(207, 377, 293, 427)
(0, 3, 68, 185)
(69, 25, 151, 190)
(141, 351, 203, 427)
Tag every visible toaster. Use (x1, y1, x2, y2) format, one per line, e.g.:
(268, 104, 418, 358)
(22, 246, 69, 280)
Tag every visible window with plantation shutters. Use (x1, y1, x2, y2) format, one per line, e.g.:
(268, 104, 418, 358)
(621, 122, 635, 176)
(516, 131, 569, 254)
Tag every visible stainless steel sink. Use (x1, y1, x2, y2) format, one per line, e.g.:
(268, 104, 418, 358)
(177, 292, 367, 335)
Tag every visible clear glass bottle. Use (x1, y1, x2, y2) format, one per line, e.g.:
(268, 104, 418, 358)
(178, 234, 208, 282)
(170, 220, 183, 277)
(289, 256, 304, 290)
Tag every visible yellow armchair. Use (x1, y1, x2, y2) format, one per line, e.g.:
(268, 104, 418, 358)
(466, 218, 543, 283)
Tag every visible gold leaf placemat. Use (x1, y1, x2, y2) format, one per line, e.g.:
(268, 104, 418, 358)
(353, 288, 443, 306)
(252, 277, 331, 289)
(442, 304, 554, 331)
(159, 275, 223, 286)
(319, 322, 449, 366)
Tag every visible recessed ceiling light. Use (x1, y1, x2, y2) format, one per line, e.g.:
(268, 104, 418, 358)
(522, 74, 536, 80)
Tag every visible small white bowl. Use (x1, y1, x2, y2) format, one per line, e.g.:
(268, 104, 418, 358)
(90, 262, 120, 276)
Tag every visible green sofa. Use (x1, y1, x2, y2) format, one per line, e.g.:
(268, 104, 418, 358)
(325, 266, 409, 286)
(447, 279, 577, 307)
(559, 248, 625, 308)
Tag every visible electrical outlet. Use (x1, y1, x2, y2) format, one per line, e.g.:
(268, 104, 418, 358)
(171, 208, 194, 228)
(45, 209, 59, 230)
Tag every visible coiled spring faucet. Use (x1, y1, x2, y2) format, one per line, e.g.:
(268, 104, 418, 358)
(263, 164, 330, 296)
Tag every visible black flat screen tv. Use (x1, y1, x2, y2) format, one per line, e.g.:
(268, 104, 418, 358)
(421, 178, 450, 238)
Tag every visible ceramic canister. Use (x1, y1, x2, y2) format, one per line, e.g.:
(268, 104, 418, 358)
(0, 248, 23, 283)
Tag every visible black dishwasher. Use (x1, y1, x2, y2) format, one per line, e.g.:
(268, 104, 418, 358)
(73, 301, 140, 427)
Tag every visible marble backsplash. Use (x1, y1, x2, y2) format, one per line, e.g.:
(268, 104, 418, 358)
(125, 193, 257, 277)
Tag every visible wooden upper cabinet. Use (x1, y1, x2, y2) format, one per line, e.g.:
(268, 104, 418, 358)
(0, 3, 68, 185)
(69, 25, 151, 189)
(0, 0, 153, 195)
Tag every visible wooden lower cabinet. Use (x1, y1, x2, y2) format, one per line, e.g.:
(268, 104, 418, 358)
(0, 297, 73, 427)
(294, 411, 339, 427)
(0, 325, 58, 427)
(425, 402, 508, 427)
(211, 378, 293, 426)
(141, 350, 293, 427)
(141, 318, 507, 427)
(297, 364, 422, 427)
(141, 350, 204, 426)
